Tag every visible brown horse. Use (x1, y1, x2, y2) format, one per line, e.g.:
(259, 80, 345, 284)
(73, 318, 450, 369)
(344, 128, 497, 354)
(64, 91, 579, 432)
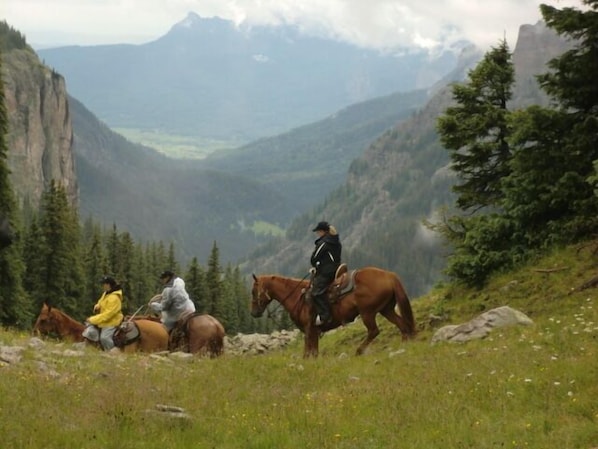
(113, 318, 169, 353)
(250, 267, 416, 357)
(169, 313, 225, 357)
(33, 303, 168, 353)
(33, 303, 86, 342)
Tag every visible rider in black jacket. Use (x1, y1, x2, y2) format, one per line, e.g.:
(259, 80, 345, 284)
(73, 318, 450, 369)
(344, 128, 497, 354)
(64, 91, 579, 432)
(310, 221, 342, 326)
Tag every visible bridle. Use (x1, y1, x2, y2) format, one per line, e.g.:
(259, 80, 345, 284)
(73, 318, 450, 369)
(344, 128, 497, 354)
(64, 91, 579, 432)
(252, 274, 310, 325)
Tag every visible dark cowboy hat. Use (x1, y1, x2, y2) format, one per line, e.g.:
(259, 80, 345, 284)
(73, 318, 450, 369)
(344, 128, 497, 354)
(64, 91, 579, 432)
(159, 270, 174, 280)
(100, 275, 117, 287)
(312, 221, 330, 232)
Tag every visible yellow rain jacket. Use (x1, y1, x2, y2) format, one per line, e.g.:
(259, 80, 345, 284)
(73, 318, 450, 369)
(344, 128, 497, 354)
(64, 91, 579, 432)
(87, 289, 124, 328)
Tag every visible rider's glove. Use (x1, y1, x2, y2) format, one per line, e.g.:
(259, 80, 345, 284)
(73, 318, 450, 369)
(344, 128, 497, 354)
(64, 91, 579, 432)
(149, 302, 162, 313)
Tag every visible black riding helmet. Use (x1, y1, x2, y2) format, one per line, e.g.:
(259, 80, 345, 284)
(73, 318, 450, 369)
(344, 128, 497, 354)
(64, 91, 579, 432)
(100, 275, 117, 289)
(159, 270, 174, 280)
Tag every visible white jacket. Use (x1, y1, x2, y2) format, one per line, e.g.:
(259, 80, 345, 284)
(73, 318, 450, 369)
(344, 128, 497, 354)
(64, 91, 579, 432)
(151, 277, 196, 329)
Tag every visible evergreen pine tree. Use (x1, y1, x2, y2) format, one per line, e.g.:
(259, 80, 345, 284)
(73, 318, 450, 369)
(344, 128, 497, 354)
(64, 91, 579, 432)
(185, 257, 209, 313)
(437, 39, 514, 211)
(205, 241, 222, 318)
(434, 40, 517, 285)
(39, 180, 85, 317)
(220, 264, 240, 333)
(82, 225, 106, 312)
(0, 53, 31, 327)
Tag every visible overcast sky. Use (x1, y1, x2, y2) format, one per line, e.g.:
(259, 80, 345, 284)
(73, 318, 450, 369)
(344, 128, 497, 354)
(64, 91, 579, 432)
(3, 0, 582, 50)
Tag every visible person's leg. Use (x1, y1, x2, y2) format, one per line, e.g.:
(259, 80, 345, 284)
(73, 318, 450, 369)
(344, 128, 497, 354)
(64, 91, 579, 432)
(99, 326, 116, 350)
(312, 276, 332, 323)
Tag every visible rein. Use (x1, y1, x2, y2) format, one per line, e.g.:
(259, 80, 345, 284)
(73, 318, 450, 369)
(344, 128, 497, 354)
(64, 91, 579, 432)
(264, 273, 310, 325)
(126, 304, 147, 322)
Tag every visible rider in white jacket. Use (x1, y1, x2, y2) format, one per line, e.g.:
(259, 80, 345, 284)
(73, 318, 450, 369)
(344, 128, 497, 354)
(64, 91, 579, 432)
(150, 270, 196, 331)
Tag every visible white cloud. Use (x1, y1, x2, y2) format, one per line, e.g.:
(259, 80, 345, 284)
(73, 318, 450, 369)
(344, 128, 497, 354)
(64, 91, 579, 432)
(2, 0, 584, 50)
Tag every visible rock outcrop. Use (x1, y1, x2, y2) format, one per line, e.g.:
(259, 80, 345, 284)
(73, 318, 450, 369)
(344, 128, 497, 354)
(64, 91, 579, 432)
(3, 48, 78, 208)
(431, 306, 534, 343)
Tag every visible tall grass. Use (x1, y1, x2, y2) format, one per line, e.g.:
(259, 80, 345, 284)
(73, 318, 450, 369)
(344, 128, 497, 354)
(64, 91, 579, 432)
(1, 243, 596, 448)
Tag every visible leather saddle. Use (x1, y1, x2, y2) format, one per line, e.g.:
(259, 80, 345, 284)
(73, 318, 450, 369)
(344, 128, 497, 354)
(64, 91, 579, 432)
(327, 263, 357, 303)
(169, 311, 199, 351)
(113, 320, 140, 347)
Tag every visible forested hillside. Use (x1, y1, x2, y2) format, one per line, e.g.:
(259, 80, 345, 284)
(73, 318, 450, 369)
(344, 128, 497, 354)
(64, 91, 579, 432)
(200, 88, 430, 212)
(242, 13, 593, 298)
(0, 23, 288, 333)
(70, 95, 294, 262)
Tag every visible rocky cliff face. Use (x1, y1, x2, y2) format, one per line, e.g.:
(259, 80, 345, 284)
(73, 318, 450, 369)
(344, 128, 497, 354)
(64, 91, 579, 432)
(511, 21, 573, 106)
(3, 48, 78, 208)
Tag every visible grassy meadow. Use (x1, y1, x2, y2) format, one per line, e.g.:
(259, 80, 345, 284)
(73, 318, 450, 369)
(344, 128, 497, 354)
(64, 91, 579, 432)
(112, 128, 242, 159)
(1, 242, 597, 448)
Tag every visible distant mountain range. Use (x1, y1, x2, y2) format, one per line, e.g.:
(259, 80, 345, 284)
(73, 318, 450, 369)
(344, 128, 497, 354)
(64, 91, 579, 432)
(237, 22, 573, 296)
(37, 12, 466, 146)
(6, 17, 570, 297)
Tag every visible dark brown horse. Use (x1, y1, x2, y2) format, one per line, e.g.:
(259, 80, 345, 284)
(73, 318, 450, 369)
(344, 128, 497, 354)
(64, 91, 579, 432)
(250, 267, 416, 357)
(33, 303, 168, 353)
(169, 313, 225, 357)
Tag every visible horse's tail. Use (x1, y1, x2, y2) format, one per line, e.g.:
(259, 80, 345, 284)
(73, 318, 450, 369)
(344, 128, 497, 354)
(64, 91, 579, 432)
(393, 275, 416, 336)
(208, 336, 224, 358)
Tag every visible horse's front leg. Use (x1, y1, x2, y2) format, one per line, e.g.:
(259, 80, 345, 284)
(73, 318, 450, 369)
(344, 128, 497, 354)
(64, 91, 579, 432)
(356, 314, 380, 355)
(303, 328, 319, 358)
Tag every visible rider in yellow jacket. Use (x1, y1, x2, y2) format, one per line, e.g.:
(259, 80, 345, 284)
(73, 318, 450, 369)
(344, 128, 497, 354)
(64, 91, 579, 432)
(86, 276, 124, 350)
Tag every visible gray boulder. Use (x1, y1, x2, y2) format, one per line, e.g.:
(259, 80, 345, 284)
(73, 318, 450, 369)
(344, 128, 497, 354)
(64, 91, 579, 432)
(432, 306, 533, 343)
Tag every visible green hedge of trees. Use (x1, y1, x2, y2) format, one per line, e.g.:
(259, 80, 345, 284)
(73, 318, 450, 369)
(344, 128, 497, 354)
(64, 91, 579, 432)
(435, 1, 598, 287)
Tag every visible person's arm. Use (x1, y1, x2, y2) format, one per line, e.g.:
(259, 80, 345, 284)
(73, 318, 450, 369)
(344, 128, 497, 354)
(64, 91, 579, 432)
(88, 293, 121, 325)
(154, 287, 174, 312)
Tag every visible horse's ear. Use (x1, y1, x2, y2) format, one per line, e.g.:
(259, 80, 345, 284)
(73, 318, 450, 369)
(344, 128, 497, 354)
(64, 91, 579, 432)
(252, 273, 257, 281)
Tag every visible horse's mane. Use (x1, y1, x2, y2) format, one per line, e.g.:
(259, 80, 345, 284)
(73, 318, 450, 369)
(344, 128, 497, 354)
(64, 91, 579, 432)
(46, 305, 85, 330)
(266, 275, 309, 286)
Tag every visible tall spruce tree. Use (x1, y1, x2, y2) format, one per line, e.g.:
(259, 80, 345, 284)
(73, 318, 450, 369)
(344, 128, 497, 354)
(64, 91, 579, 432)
(0, 54, 30, 327)
(39, 180, 85, 317)
(82, 225, 106, 311)
(434, 40, 516, 286)
(528, 1, 598, 236)
(22, 216, 47, 309)
(437, 39, 514, 211)
(205, 241, 222, 318)
(219, 264, 240, 333)
(185, 257, 209, 313)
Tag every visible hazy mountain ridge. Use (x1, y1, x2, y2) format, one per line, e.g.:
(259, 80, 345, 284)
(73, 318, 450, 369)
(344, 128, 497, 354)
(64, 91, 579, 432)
(37, 12, 463, 145)
(4, 18, 571, 294)
(69, 94, 294, 261)
(199, 88, 431, 211)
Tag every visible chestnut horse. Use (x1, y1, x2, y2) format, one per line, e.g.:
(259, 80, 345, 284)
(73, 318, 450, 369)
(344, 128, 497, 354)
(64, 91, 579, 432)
(250, 267, 416, 357)
(169, 313, 225, 357)
(33, 303, 168, 353)
(113, 318, 169, 353)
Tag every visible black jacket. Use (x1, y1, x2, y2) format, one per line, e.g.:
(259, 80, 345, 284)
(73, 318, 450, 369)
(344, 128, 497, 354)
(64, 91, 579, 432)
(310, 233, 342, 277)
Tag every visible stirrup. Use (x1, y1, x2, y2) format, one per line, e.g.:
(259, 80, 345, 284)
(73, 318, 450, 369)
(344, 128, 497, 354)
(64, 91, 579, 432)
(315, 315, 330, 326)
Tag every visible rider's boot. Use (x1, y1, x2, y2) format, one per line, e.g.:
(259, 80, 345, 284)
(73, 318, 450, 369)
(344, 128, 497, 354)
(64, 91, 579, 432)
(313, 294, 331, 326)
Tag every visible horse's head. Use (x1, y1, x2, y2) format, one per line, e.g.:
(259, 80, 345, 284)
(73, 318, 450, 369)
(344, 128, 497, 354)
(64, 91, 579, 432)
(250, 274, 273, 318)
(33, 303, 59, 336)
